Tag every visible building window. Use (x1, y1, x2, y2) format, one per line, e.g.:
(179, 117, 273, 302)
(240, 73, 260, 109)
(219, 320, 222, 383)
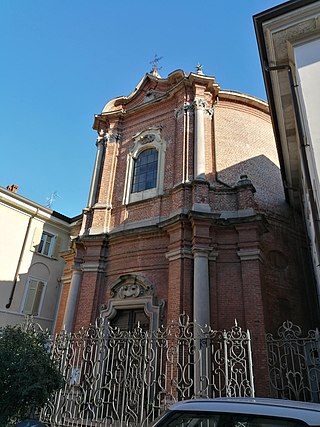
(132, 148, 158, 193)
(30, 228, 60, 258)
(102, 274, 161, 333)
(22, 278, 46, 316)
(123, 128, 166, 204)
(38, 232, 55, 256)
(110, 308, 150, 332)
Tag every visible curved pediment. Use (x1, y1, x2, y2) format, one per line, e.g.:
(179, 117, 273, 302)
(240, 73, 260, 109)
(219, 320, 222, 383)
(101, 69, 187, 114)
(93, 68, 220, 131)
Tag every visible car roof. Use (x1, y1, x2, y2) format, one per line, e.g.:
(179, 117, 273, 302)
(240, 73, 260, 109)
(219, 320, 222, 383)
(167, 398, 320, 425)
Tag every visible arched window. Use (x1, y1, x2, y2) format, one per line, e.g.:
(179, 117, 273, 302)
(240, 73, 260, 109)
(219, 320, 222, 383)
(132, 148, 158, 193)
(123, 128, 166, 204)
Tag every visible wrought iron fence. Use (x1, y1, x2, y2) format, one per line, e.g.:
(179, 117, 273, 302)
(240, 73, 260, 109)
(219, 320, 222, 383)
(266, 320, 320, 402)
(33, 315, 254, 427)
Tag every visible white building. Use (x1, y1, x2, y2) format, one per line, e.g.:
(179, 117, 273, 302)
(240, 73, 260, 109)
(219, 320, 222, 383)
(0, 185, 75, 332)
(254, 0, 320, 307)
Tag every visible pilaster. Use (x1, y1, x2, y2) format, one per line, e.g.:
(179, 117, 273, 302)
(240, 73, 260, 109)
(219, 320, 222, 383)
(191, 216, 212, 328)
(62, 262, 82, 332)
(193, 98, 206, 180)
(90, 126, 121, 235)
(54, 248, 76, 334)
(73, 237, 108, 331)
(236, 223, 270, 396)
(87, 132, 108, 208)
(165, 221, 193, 323)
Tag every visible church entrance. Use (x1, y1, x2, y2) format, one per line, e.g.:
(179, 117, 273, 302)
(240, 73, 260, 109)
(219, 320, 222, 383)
(109, 308, 150, 332)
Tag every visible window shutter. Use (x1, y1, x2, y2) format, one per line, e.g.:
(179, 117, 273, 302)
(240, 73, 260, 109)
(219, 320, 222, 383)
(52, 235, 61, 259)
(22, 279, 38, 314)
(30, 228, 42, 252)
(32, 281, 45, 315)
(22, 280, 45, 316)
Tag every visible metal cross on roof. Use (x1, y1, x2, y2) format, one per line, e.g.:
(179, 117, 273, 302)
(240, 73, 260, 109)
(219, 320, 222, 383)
(196, 63, 204, 74)
(150, 54, 163, 74)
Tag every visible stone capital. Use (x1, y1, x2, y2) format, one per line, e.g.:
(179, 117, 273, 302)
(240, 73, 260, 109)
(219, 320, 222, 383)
(109, 131, 121, 143)
(193, 98, 214, 116)
(192, 246, 211, 257)
(165, 248, 193, 261)
(81, 262, 101, 272)
(96, 135, 108, 147)
(72, 261, 83, 273)
(237, 248, 263, 262)
(193, 98, 207, 110)
(175, 102, 194, 118)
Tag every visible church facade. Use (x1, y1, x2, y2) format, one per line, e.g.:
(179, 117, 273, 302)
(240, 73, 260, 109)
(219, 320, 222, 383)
(55, 68, 318, 395)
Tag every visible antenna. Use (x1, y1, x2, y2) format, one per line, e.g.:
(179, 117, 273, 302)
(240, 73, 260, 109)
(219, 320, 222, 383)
(45, 191, 61, 208)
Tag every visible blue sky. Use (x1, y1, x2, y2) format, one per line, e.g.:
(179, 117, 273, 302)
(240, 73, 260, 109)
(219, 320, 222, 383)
(0, 0, 284, 217)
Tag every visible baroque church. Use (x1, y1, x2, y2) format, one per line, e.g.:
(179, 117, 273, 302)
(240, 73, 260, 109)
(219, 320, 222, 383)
(55, 66, 318, 395)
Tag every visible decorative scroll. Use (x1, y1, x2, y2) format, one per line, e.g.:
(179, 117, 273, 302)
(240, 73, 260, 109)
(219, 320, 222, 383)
(175, 102, 194, 118)
(139, 134, 155, 144)
(109, 276, 154, 299)
(30, 316, 254, 427)
(266, 320, 320, 402)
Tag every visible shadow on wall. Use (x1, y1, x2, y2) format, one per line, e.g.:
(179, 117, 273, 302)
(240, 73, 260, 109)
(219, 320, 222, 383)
(0, 252, 60, 331)
(218, 154, 289, 215)
(0, 275, 29, 327)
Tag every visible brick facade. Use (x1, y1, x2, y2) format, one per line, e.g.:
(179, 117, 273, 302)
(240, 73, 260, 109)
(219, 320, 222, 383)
(57, 69, 318, 396)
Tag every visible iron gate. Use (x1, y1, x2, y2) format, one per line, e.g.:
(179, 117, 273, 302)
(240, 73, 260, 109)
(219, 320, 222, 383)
(266, 320, 320, 402)
(39, 315, 254, 426)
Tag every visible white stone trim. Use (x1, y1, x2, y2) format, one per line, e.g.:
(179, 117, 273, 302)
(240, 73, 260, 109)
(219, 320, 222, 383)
(123, 128, 166, 205)
(237, 248, 263, 261)
(62, 265, 82, 332)
(193, 248, 210, 328)
(208, 251, 219, 261)
(81, 262, 101, 272)
(166, 248, 193, 261)
(101, 274, 161, 332)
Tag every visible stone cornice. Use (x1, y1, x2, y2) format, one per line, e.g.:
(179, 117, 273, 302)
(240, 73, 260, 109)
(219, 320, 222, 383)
(166, 248, 193, 261)
(237, 248, 264, 262)
(82, 262, 105, 273)
(218, 90, 269, 114)
(209, 251, 219, 261)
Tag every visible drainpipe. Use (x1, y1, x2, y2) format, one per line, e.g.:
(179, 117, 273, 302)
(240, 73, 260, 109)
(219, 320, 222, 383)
(6, 209, 38, 308)
(265, 63, 320, 263)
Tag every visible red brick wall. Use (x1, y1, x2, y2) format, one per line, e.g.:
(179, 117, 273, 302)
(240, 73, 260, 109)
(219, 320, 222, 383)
(57, 73, 319, 397)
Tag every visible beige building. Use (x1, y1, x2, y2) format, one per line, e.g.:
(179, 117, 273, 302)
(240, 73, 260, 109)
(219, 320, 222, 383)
(254, 0, 320, 306)
(0, 185, 75, 332)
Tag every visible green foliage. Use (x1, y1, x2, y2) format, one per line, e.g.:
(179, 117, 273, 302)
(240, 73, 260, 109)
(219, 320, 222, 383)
(0, 325, 63, 426)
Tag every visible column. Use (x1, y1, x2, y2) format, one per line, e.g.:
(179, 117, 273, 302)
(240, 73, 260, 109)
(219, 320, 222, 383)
(191, 214, 212, 397)
(62, 263, 82, 332)
(194, 99, 206, 179)
(193, 249, 210, 327)
(191, 217, 211, 327)
(193, 248, 210, 397)
(87, 132, 108, 208)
